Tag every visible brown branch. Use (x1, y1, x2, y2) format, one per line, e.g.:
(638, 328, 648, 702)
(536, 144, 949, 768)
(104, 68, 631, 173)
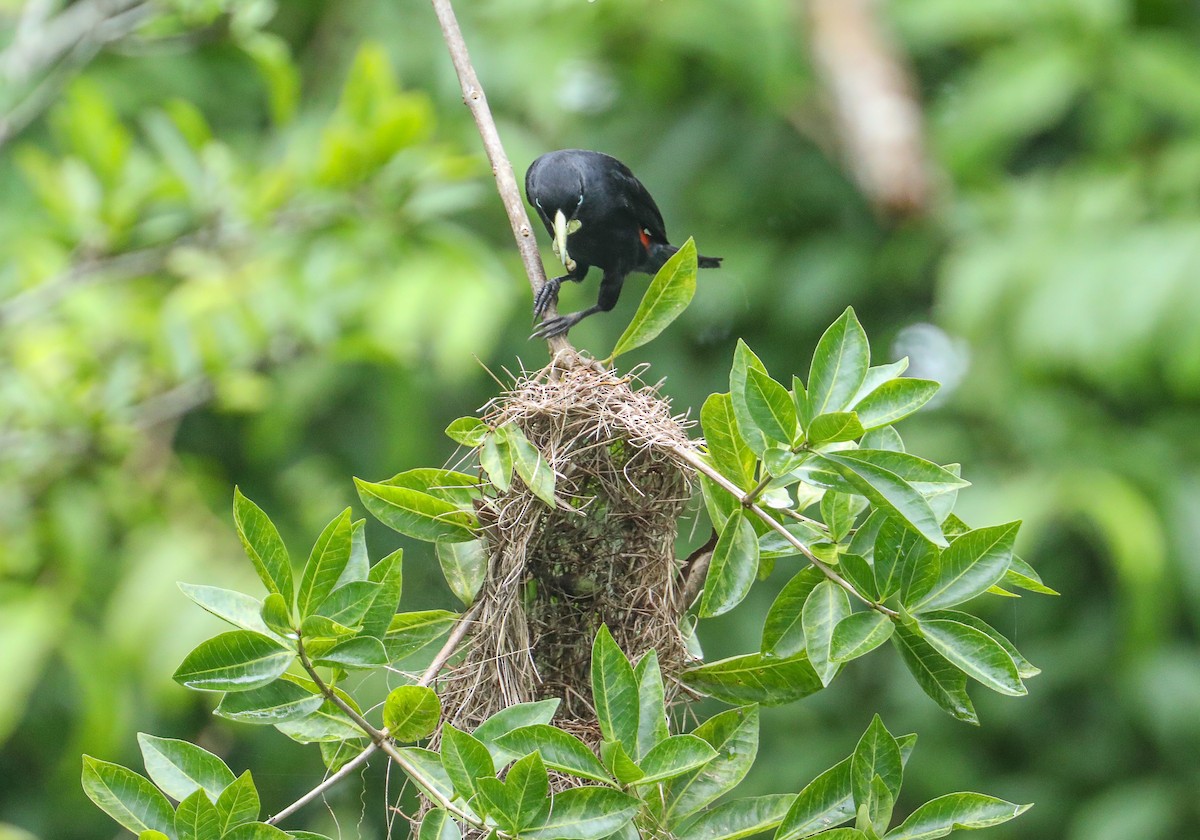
(803, 0, 932, 218)
(267, 601, 482, 826)
(428, 0, 576, 361)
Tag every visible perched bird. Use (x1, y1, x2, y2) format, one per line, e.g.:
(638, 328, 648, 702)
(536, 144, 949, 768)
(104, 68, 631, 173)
(524, 149, 722, 338)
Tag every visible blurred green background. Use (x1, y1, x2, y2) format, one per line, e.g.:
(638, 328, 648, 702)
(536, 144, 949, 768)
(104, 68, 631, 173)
(2, 0, 1199, 838)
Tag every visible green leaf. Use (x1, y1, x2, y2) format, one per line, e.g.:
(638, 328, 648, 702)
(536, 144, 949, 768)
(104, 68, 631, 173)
(862, 775, 895, 836)
(591, 625, 640, 755)
(830, 612, 894, 662)
(342, 519, 370, 586)
(175, 788, 220, 840)
(910, 523, 1019, 612)
(383, 469, 481, 509)
(891, 623, 977, 725)
(478, 752, 551, 831)
(702, 392, 757, 487)
(493, 726, 611, 784)
(215, 680, 323, 724)
(384, 685, 442, 741)
(637, 734, 718, 784)
(760, 524, 829, 560)
(849, 359, 909, 406)
(679, 794, 796, 840)
(299, 614, 357, 643)
(600, 739, 645, 784)
(173, 631, 292, 692)
(838, 554, 878, 601)
(137, 733, 235, 801)
(775, 757, 853, 840)
(473, 699, 562, 763)
(233, 488, 294, 605)
(274, 698, 363, 743)
(663, 706, 758, 824)
(851, 716, 902, 807)
(297, 509, 353, 619)
(808, 307, 870, 417)
(743, 366, 798, 446)
(361, 548, 403, 639)
(177, 584, 278, 639)
(917, 618, 1026, 696)
(383, 610, 458, 662)
(852, 379, 939, 431)
(355, 478, 477, 543)
(480, 432, 514, 492)
(504, 424, 557, 506)
(315, 580, 382, 628)
(82, 757, 175, 836)
(700, 511, 760, 618)
(397, 747, 457, 802)
(524, 786, 640, 840)
(701, 473, 742, 531)
(818, 453, 946, 548)
(761, 567, 823, 657)
(313, 636, 388, 669)
(440, 724, 495, 801)
(883, 794, 1031, 839)
(446, 416, 488, 447)
(140, 832, 170, 840)
(923, 610, 1039, 678)
(682, 652, 822, 706)
(835, 451, 967, 496)
(730, 340, 771, 454)
(260, 593, 294, 638)
(1003, 555, 1058, 596)
(320, 738, 366, 773)
(419, 808, 463, 840)
(437, 539, 487, 606)
(215, 771, 259, 834)
(222, 823, 293, 840)
(807, 412, 866, 446)
(821, 491, 860, 543)
(873, 519, 935, 601)
(861, 425, 905, 453)
(397, 747, 457, 803)
(634, 650, 670, 760)
(611, 237, 698, 358)
(803, 581, 852, 686)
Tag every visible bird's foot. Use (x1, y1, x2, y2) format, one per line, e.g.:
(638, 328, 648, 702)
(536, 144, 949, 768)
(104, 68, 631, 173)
(533, 276, 563, 318)
(530, 315, 575, 340)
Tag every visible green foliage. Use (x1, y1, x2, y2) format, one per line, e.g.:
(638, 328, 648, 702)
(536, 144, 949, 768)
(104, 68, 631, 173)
(610, 238, 698, 359)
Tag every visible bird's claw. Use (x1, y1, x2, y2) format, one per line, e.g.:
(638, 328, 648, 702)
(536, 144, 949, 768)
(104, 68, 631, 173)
(533, 277, 561, 318)
(530, 316, 572, 340)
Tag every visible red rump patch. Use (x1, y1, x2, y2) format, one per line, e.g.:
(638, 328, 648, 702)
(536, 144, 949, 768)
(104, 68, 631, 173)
(638, 228, 652, 250)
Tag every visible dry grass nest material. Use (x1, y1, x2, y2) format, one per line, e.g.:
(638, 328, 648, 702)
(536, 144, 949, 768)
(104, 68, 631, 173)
(440, 361, 700, 739)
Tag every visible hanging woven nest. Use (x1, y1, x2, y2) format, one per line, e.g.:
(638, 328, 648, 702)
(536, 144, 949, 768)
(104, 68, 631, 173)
(437, 361, 698, 742)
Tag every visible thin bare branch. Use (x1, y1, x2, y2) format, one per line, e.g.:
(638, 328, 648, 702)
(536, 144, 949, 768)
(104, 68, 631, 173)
(428, 0, 575, 360)
(267, 602, 482, 826)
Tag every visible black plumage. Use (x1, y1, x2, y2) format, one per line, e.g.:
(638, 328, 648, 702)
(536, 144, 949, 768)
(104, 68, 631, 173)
(524, 149, 722, 338)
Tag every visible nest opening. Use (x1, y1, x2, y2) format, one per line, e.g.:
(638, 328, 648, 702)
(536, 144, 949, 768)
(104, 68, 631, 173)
(439, 362, 697, 738)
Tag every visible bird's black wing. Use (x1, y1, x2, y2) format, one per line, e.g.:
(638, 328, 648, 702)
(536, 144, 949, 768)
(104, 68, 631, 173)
(608, 160, 668, 242)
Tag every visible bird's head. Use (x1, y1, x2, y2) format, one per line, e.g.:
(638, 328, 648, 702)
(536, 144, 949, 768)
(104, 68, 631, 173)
(527, 155, 586, 271)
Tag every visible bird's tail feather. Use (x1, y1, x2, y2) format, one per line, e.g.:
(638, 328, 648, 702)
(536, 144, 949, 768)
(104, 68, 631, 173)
(649, 242, 723, 271)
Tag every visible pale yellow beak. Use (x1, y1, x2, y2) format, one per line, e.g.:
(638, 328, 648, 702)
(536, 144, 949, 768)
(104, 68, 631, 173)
(551, 209, 579, 272)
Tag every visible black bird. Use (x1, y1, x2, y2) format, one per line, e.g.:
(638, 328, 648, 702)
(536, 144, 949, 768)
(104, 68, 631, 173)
(525, 149, 722, 338)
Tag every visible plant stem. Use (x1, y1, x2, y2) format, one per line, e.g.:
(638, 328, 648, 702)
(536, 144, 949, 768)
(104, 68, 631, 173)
(671, 443, 897, 617)
(428, 0, 574, 359)
(296, 642, 479, 823)
(268, 602, 482, 825)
